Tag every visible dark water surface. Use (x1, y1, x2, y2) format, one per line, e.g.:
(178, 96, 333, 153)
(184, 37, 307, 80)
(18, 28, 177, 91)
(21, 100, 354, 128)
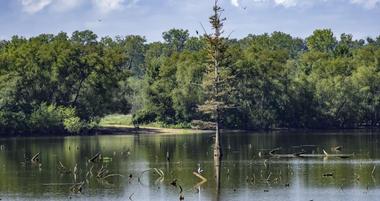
(0, 131, 380, 201)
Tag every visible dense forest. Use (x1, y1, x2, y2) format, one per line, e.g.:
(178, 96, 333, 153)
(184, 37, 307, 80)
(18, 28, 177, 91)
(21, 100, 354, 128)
(1, 28, 380, 134)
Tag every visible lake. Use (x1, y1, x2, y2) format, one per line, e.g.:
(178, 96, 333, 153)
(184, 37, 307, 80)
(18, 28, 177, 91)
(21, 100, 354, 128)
(0, 131, 380, 201)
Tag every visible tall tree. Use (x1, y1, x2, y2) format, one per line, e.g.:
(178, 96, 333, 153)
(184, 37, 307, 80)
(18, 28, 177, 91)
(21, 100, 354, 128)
(162, 29, 189, 53)
(306, 29, 337, 53)
(199, 0, 233, 159)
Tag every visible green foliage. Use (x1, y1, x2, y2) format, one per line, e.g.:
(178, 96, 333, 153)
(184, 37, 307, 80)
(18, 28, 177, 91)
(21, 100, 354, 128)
(28, 104, 65, 131)
(132, 110, 157, 125)
(163, 29, 189, 53)
(27, 103, 86, 134)
(0, 30, 132, 134)
(129, 29, 380, 130)
(306, 29, 337, 53)
(63, 117, 83, 134)
(1, 27, 380, 133)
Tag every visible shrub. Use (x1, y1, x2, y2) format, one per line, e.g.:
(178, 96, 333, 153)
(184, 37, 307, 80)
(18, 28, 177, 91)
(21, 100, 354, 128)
(29, 104, 63, 131)
(132, 110, 157, 125)
(63, 116, 83, 134)
(28, 103, 85, 134)
(0, 110, 27, 133)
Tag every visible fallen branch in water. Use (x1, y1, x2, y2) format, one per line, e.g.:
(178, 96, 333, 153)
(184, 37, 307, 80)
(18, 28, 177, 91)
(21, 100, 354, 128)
(322, 149, 353, 159)
(96, 165, 108, 178)
(70, 181, 84, 193)
(57, 161, 71, 174)
(266, 172, 272, 181)
(137, 169, 151, 186)
(323, 173, 334, 177)
(89, 153, 101, 163)
(138, 168, 165, 186)
(129, 193, 135, 201)
(193, 172, 207, 182)
(170, 179, 184, 200)
(268, 147, 353, 159)
(291, 145, 317, 149)
(154, 168, 165, 178)
(42, 183, 79, 186)
(31, 152, 40, 163)
(269, 148, 303, 158)
(102, 174, 124, 179)
(334, 146, 343, 151)
(89, 165, 94, 177)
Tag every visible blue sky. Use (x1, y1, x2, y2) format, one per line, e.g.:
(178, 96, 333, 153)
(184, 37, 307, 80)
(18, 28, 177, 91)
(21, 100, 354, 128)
(0, 0, 379, 41)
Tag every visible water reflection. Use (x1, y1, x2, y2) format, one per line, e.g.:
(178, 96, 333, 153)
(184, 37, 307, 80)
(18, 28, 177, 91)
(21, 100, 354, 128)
(0, 131, 379, 200)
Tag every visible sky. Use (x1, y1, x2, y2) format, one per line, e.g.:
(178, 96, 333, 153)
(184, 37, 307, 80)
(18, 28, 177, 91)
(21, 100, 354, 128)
(0, 0, 379, 42)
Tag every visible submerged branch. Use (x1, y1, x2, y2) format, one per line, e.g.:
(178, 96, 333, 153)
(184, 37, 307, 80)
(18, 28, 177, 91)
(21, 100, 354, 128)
(89, 153, 101, 163)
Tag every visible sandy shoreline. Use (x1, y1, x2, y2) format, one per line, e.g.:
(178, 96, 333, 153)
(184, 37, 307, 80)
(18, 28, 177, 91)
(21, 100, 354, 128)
(97, 124, 215, 135)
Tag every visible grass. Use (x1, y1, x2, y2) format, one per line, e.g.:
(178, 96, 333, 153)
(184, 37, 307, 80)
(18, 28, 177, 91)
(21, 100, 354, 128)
(98, 114, 211, 135)
(99, 114, 192, 129)
(99, 114, 134, 126)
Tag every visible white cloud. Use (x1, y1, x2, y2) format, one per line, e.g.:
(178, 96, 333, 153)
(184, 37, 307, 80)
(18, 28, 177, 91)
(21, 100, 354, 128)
(92, 0, 125, 13)
(231, 0, 380, 9)
(231, 0, 312, 8)
(350, 0, 380, 9)
(21, 0, 53, 14)
(20, 0, 139, 14)
(53, 0, 84, 11)
(273, 0, 299, 7)
(231, 0, 240, 7)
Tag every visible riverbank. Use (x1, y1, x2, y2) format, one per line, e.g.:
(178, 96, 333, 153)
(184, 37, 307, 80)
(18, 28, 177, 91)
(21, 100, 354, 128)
(1, 114, 379, 137)
(98, 114, 249, 135)
(97, 124, 214, 135)
(99, 114, 194, 130)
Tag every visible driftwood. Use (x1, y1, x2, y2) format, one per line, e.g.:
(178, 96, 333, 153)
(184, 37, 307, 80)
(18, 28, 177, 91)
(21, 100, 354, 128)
(102, 174, 124, 179)
(96, 166, 109, 178)
(334, 146, 343, 151)
(70, 181, 84, 193)
(269, 148, 302, 158)
(42, 183, 78, 186)
(291, 145, 317, 149)
(89, 153, 101, 163)
(31, 152, 40, 163)
(193, 172, 207, 182)
(169, 179, 184, 201)
(138, 168, 165, 186)
(323, 173, 334, 177)
(137, 170, 151, 186)
(57, 161, 71, 174)
(269, 148, 353, 159)
(73, 163, 78, 175)
(192, 171, 207, 189)
(129, 193, 135, 201)
(322, 149, 353, 158)
(154, 168, 165, 178)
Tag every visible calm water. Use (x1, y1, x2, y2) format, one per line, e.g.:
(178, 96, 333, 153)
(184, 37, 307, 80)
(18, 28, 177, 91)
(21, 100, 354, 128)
(0, 131, 380, 201)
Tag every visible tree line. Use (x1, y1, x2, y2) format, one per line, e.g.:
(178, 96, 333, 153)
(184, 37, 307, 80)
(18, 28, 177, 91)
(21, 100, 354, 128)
(0, 28, 380, 134)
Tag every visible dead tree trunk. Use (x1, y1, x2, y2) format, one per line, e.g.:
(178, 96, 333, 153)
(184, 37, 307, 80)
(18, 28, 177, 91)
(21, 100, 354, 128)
(214, 107, 221, 159)
(213, 154, 221, 201)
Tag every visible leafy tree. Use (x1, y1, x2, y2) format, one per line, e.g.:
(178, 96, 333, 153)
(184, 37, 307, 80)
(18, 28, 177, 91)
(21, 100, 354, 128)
(2, 21, 380, 135)
(162, 29, 189, 53)
(0, 31, 130, 134)
(306, 29, 337, 53)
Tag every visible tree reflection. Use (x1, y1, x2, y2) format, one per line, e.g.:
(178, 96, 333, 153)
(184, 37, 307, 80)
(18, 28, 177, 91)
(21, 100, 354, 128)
(214, 156, 221, 201)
